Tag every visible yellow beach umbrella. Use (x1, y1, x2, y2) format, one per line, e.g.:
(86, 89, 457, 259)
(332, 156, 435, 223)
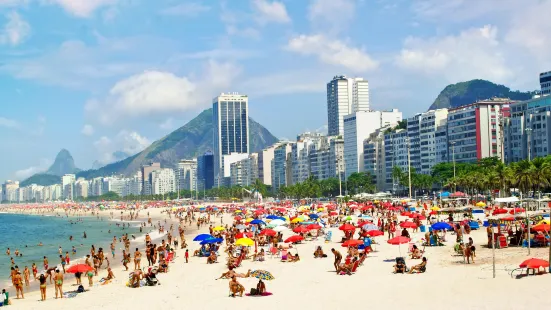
(235, 237, 254, 247)
(213, 226, 225, 231)
(431, 206, 441, 211)
(235, 210, 242, 213)
(538, 219, 550, 225)
(245, 218, 254, 223)
(291, 218, 304, 224)
(476, 201, 486, 207)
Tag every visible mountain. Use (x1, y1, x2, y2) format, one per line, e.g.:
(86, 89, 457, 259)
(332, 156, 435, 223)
(77, 108, 279, 179)
(429, 79, 536, 110)
(20, 173, 61, 187)
(46, 149, 80, 176)
(91, 151, 131, 169)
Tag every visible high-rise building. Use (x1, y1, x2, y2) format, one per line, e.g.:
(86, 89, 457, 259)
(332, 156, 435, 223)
(258, 144, 281, 186)
(541, 71, 551, 96)
(447, 98, 511, 163)
(364, 127, 388, 191)
(177, 159, 198, 192)
(327, 75, 370, 136)
(384, 129, 409, 192)
(62, 174, 76, 200)
(151, 168, 176, 195)
(213, 92, 249, 187)
(231, 154, 260, 187)
(292, 132, 325, 184)
(343, 109, 402, 178)
(74, 178, 89, 198)
(141, 162, 161, 195)
(408, 109, 449, 174)
(197, 152, 214, 190)
(1, 180, 19, 202)
(272, 142, 293, 193)
(504, 95, 551, 163)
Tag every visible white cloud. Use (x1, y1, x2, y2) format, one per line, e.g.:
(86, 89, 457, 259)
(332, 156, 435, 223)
(0, 117, 20, 129)
(44, 0, 118, 17)
(15, 158, 52, 180)
(505, 1, 551, 61)
(395, 25, 515, 84)
(81, 124, 95, 136)
(286, 34, 378, 72)
(308, 0, 355, 33)
(0, 11, 30, 46)
(251, 0, 291, 24)
(93, 130, 150, 164)
(159, 2, 210, 16)
(85, 60, 241, 124)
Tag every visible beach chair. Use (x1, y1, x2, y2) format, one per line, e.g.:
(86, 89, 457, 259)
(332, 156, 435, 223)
(230, 253, 244, 268)
(325, 231, 332, 243)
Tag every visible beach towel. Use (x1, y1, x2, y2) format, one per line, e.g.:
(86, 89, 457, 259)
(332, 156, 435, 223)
(63, 292, 78, 298)
(246, 292, 273, 297)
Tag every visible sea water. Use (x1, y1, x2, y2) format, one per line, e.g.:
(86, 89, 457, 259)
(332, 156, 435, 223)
(0, 213, 143, 285)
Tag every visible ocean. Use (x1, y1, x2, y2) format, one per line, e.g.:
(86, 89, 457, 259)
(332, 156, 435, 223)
(0, 213, 143, 286)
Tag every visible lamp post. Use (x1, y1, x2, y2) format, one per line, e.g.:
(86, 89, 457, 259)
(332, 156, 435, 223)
(406, 137, 412, 199)
(525, 127, 533, 161)
(450, 141, 456, 192)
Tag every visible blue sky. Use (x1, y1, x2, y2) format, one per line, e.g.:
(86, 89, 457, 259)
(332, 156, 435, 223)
(1, 0, 550, 181)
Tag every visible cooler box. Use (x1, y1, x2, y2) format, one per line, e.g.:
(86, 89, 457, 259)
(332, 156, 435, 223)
(420, 225, 426, 232)
(498, 236, 507, 248)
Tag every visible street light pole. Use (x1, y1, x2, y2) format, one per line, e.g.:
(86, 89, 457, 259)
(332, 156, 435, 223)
(525, 128, 533, 161)
(406, 137, 412, 199)
(451, 141, 456, 192)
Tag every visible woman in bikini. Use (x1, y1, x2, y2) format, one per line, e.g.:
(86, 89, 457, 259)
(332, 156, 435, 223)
(13, 271, 24, 299)
(32, 263, 38, 279)
(39, 273, 47, 301)
(134, 248, 142, 270)
(54, 269, 63, 299)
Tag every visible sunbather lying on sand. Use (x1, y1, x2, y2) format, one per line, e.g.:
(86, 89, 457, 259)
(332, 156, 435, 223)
(216, 266, 250, 280)
(408, 257, 427, 274)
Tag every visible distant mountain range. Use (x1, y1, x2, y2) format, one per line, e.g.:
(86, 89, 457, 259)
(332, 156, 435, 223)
(429, 79, 536, 110)
(20, 149, 80, 187)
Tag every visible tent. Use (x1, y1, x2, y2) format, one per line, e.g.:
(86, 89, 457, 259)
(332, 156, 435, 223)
(495, 197, 520, 203)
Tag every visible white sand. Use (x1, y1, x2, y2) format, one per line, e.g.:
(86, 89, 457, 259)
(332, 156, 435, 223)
(5, 206, 551, 310)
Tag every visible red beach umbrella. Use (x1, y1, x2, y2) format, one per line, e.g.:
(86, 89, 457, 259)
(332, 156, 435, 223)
(342, 239, 363, 247)
(492, 208, 507, 215)
(387, 236, 411, 245)
(509, 208, 525, 214)
(339, 223, 355, 231)
(66, 264, 94, 274)
(259, 229, 277, 237)
(400, 222, 417, 229)
(533, 224, 551, 232)
(329, 211, 338, 216)
(293, 226, 309, 234)
(519, 258, 549, 269)
(307, 224, 322, 230)
(284, 235, 304, 243)
(366, 230, 384, 237)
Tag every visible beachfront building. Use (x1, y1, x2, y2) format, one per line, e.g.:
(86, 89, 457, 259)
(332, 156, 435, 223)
(197, 152, 214, 190)
(408, 109, 449, 174)
(447, 98, 511, 163)
(213, 92, 249, 187)
(141, 162, 161, 195)
(383, 128, 409, 192)
(343, 109, 402, 178)
(504, 95, 551, 163)
(102, 176, 126, 196)
(230, 153, 258, 187)
(177, 159, 198, 192)
(62, 174, 76, 200)
(328, 137, 345, 182)
(258, 143, 280, 186)
(292, 132, 325, 184)
(89, 177, 104, 197)
(327, 75, 370, 136)
(541, 71, 551, 96)
(272, 142, 293, 193)
(151, 168, 176, 196)
(435, 124, 449, 164)
(364, 127, 388, 190)
(309, 137, 332, 181)
(75, 178, 89, 198)
(121, 172, 142, 197)
(221, 153, 249, 187)
(1, 180, 19, 202)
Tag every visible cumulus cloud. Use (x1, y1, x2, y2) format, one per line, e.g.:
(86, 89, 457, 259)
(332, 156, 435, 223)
(15, 158, 52, 180)
(0, 11, 30, 46)
(93, 130, 150, 164)
(395, 25, 514, 84)
(45, 0, 118, 17)
(81, 124, 94, 136)
(286, 34, 378, 72)
(86, 60, 241, 124)
(159, 2, 210, 17)
(252, 0, 291, 24)
(308, 0, 355, 33)
(0, 117, 20, 129)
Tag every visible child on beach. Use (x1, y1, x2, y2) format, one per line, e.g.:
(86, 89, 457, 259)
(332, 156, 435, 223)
(185, 249, 189, 263)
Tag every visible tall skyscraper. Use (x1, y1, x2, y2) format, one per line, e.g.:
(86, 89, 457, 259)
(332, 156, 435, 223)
(197, 151, 214, 190)
(541, 71, 551, 95)
(141, 162, 161, 195)
(327, 75, 370, 136)
(213, 92, 249, 186)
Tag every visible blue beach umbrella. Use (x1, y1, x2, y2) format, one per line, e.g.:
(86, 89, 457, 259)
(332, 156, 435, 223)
(309, 214, 319, 219)
(250, 219, 266, 225)
(266, 215, 279, 220)
(193, 234, 213, 241)
(431, 222, 452, 231)
(200, 238, 223, 245)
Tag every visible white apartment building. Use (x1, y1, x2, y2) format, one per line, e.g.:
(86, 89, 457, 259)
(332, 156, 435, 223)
(103, 177, 126, 196)
(258, 144, 280, 186)
(272, 142, 293, 193)
(418, 109, 448, 174)
(75, 178, 89, 198)
(541, 71, 551, 96)
(122, 172, 143, 197)
(364, 127, 388, 191)
(177, 159, 198, 192)
(328, 137, 345, 180)
(292, 132, 325, 184)
(343, 109, 402, 178)
(213, 93, 249, 186)
(1, 180, 19, 202)
(151, 168, 176, 195)
(89, 177, 104, 197)
(222, 153, 249, 186)
(327, 75, 370, 136)
(62, 174, 76, 200)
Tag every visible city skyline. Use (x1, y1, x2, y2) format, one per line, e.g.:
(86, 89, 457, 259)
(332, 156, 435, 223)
(1, 0, 550, 182)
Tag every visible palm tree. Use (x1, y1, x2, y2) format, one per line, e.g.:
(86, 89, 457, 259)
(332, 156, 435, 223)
(512, 160, 536, 197)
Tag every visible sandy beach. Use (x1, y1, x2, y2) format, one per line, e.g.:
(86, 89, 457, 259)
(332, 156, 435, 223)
(2, 203, 551, 310)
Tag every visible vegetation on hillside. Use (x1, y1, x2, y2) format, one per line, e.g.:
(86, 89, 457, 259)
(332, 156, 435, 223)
(20, 173, 61, 187)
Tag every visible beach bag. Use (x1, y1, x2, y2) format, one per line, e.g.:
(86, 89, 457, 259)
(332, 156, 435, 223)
(249, 288, 259, 296)
(77, 285, 85, 293)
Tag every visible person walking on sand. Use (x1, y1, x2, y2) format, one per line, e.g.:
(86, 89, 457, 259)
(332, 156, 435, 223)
(185, 249, 189, 263)
(43, 256, 48, 270)
(54, 269, 63, 299)
(23, 266, 30, 287)
(134, 248, 142, 270)
(14, 271, 24, 299)
(331, 248, 342, 273)
(39, 273, 47, 301)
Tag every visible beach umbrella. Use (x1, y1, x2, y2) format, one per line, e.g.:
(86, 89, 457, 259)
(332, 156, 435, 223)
(387, 236, 411, 256)
(235, 238, 254, 247)
(509, 208, 525, 214)
(66, 264, 94, 274)
(270, 219, 286, 226)
(213, 226, 225, 231)
(236, 224, 246, 230)
(309, 214, 319, 219)
(430, 206, 441, 211)
(339, 223, 356, 231)
(259, 229, 277, 237)
(538, 219, 550, 225)
(307, 224, 322, 230)
(193, 234, 213, 241)
(284, 235, 304, 243)
(291, 218, 304, 224)
(250, 270, 275, 281)
(329, 211, 338, 216)
(250, 219, 266, 225)
(362, 224, 378, 231)
(266, 215, 279, 220)
(201, 238, 223, 245)
(476, 201, 486, 207)
(431, 222, 452, 231)
(293, 226, 309, 233)
(532, 224, 551, 232)
(236, 232, 253, 239)
(273, 226, 288, 232)
(366, 230, 384, 237)
(234, 216, 242, 221)
(409, 214, 426, 220)
(492, 208, 507, 215)
(245, 218, 254, 223)
(519, 258, 549, 269)
(342, 239, 363, 247)
(400, 222, 417, 229)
